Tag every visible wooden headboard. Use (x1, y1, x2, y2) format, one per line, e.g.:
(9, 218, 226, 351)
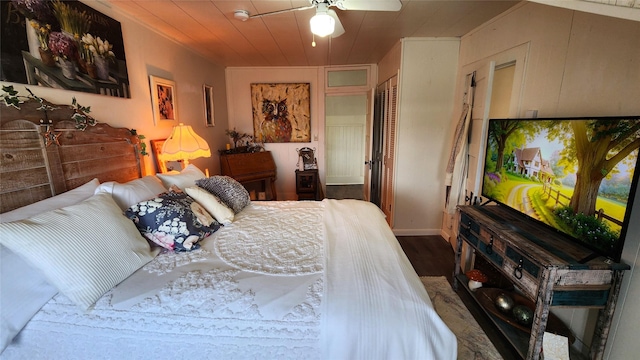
(0, 99, 143, 213)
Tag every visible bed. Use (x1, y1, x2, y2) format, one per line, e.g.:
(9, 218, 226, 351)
(0, 99, 457, 359)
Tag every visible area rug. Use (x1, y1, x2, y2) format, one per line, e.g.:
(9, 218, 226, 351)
(421, 276, 503, 360)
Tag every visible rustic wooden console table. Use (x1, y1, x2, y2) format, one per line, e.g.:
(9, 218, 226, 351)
(454, 205, 628, 360)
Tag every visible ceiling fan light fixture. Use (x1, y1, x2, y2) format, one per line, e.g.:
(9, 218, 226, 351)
(309, 4, 335, 37)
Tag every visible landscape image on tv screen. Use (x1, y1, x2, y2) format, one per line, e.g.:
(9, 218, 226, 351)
(481, 117, 640, 261)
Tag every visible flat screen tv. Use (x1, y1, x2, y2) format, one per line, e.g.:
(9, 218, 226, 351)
(481, 116, 640, 262)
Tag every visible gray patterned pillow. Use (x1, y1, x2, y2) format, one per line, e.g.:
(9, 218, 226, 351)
(196, 176, 250, 214)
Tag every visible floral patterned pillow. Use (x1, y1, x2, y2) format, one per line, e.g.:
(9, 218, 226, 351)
(125, 192, 220, 251)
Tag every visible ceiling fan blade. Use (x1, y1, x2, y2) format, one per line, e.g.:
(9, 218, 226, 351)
(333, 0, 402, 12)
(249, 4, 315, 19)
(328, 9, 345, 38)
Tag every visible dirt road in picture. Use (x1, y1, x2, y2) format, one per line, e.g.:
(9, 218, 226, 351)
(505, 184, 540, 218)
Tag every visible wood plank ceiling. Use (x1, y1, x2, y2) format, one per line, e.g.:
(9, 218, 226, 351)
(105, 0, 522, 67)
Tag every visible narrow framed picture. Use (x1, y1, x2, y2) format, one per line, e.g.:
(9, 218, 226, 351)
(203, 84, 215, 127)
(149, 75, 177, 124)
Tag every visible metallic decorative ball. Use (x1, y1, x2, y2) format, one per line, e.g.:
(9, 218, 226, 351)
(494, 293, 515, 314)
(512, 305, 534, 326)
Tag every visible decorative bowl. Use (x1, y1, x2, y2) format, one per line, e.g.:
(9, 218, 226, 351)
(474, 288, 575, 344)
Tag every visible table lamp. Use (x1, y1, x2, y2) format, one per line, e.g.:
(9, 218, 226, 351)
(161, 123, 211, 167)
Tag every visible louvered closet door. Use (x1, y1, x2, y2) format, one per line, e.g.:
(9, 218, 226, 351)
(369, 86, 386, 207)
(380, 75, 398, 226)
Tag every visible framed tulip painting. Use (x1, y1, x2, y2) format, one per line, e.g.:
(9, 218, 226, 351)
(0, 0, 130, 98)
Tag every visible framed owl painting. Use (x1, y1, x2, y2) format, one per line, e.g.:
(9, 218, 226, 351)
(250, 83, 311, 143)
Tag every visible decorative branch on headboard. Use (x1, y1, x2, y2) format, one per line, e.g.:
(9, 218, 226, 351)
(1, 85, 149, 156)
(131, 130, 148, 156)
(69, 97, 97, 131)
(1, 85, 96, 131)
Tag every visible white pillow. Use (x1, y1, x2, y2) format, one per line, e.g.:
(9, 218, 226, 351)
(0, 193, 157, 310)
(185, 186, 234, 225)
(95, 175, 167, 211)
(0, 178, 99, 353)
(0, 247, 58, 353)
(156, 164, 206, 190)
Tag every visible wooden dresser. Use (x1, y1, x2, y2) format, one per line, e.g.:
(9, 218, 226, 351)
(454, 205, 629, 360)
(220, 151, 277, 200)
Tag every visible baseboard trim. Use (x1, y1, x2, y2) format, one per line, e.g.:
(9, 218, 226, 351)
(392, 228, 443, 236)
(440, 228, 451, 242)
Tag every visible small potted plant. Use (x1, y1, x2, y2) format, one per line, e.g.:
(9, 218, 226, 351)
(80, 34, 97, 78)
(82, 33, 116, 80)
(29, 20, 54, 66)
(225, 128, 252, 152)
(51, 0, 91, 39)
(12, 0, 55, 61)
(48, 31, 78, 79)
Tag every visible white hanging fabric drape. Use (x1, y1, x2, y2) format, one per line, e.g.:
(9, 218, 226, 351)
(445, 73, 475, 215)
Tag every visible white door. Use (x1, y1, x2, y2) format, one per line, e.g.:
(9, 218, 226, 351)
(325, 94, 367, 185)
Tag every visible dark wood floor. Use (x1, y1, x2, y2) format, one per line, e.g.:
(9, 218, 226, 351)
(325, 185, 364, 200)
(324, 185, 364, 200)
(398, 235, 521, 360)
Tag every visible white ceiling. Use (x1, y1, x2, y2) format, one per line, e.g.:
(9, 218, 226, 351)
(105, 0, 522, 67)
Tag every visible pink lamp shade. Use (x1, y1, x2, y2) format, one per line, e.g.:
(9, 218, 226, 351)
(160, 123, 211, 167)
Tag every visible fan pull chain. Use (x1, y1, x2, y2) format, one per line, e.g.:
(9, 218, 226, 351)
(312, 33, 316, 47)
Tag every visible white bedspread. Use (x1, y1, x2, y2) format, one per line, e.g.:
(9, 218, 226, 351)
(322, 200, 456, 359)
(1, 200, 456, 360)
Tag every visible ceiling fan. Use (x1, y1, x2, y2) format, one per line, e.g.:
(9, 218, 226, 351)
(234, 0, 402, 38)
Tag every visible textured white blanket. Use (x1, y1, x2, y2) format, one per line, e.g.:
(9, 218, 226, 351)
(1, 200, 456, 360)
(322, 200, 456, 359)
